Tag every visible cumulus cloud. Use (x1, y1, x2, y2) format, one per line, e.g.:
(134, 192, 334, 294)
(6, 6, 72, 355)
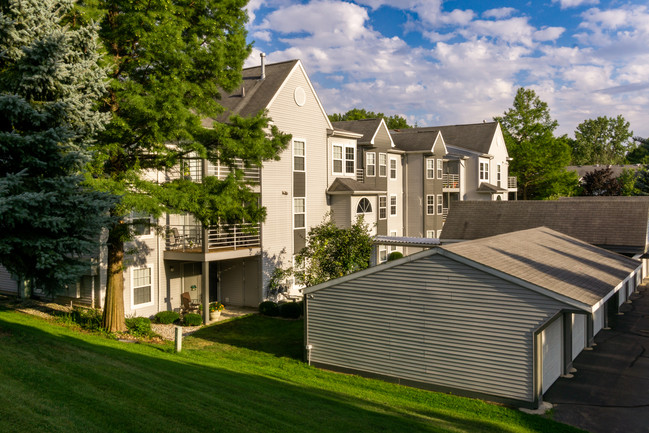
(482, 7, 517, 19)
(552, 0, 599, 10)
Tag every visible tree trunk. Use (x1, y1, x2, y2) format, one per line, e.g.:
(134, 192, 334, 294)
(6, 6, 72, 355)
(102, 222, 126, 333)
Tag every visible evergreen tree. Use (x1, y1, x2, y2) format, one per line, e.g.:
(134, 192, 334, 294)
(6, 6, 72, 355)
(626, 136, 649, 164)
(78, 0, 290, 331)
(494, 88, 578, 199)
(0, 0, 115, 293)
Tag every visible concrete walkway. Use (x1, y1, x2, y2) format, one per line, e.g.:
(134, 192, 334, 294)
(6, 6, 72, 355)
(544, 282, 649, 433)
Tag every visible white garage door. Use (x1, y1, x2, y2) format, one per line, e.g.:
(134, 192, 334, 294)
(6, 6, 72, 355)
(593, 305, 605, 335)
(571, 314, 586, 361)
(542, 318, 563, 393)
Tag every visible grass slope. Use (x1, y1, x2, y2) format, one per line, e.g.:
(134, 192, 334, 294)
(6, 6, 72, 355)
(0, 308, 584, 433)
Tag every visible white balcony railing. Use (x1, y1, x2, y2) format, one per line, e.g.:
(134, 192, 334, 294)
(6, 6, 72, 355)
(166, 223, 260, 252)
(442, 173, 460, 189)
(166, 158, 260, 184)
(356, 168, 364, 183)
(508, 176, 517, 189)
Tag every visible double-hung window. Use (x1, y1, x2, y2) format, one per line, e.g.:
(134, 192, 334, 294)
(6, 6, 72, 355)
(437, 159, 443, 179)
(332, 145, 343, 174)
(378, 196, 387, 220)
(426, 159, 435, 179)
(379, 153, 387, 177)
(479, 159, 489, 181)
(390, 195, 397, 216)
(294, 140, 305, 171)
(294, 198, 305, 229)
(426, 195, 435, 215)
(389, 158, 397, 179)
(345, 147, 355, 174)
(497, 164, 502, 187)
(366, 152, 376, 177)
(437, 194, 443, 215)
(132, 267, 152, 308)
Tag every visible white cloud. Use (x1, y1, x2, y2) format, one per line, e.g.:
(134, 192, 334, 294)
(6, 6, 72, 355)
(252, 30, 272, 42)
(533, 26, 565, 41)
(482, 7, 517, 19)
(552, 0, 599, 9)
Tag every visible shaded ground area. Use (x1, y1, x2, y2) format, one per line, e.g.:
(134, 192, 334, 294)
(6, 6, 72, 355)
(545, 283, 649, 433)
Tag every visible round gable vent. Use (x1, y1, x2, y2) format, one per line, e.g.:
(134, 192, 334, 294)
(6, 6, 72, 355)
(294, 86, 306, 107)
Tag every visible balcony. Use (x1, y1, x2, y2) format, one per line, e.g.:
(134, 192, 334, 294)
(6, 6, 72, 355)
(508, 176, 517, 189)
(442, 174, 460, 190)
(166, 158, 260, 185)
(165, 222, 261, 260)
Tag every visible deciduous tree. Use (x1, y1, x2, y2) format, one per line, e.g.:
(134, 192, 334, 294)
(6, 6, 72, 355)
(0, 0, 115, 293)
(329, 108, 411, 129)
(79, 0, 290, 332)
(494, 88, 578, 199)
(571, 115, 633, 165)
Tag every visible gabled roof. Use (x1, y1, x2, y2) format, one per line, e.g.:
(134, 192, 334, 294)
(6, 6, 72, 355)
(440, 199, 649, 253)
(331, 118, 394, 148)
(399, 122, 499, 154)
(305, 227, 640, 311)
(476, 182, 508, 193)
(442, 227, 639, 308)
(391, 129, 445, 153)
(216, 60, 299, 121)
(566, 164, 641, 179)
(327, 178, 386, 195)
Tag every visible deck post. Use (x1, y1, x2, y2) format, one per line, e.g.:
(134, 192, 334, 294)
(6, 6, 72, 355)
(202, 260, 210, 324)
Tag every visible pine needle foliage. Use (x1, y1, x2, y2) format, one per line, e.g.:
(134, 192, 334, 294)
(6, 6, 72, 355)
(0, 0, 115, 293)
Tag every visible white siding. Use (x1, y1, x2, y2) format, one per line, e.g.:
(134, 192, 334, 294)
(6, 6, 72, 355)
(542, 318, 563, 393)
(572, 313, 586, 360)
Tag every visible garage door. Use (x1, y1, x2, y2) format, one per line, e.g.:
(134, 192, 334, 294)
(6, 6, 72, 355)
(542, 318, 563, 393)
(571, 314, 586, 361)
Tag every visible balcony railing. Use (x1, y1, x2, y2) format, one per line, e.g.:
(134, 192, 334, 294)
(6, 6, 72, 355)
(166, 159, 260, 184)
(166, 223, 260, 253)
(442, 207, 449, 222)
(508, 176, 517, 189)
(442, 174, 460, 189)
(356, 168, 364, 183)
(208, 160, 260, 184)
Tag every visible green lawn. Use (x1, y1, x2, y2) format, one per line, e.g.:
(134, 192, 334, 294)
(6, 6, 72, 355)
(0, 306, 584, 433)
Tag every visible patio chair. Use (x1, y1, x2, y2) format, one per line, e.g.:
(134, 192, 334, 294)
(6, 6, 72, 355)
(181, 292, 200, 314)
(167, 227, 181, 249)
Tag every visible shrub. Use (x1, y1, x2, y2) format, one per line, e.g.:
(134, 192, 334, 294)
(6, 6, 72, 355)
(58, 307, 102, 331)
(279, 301, 302, 319)
(183, 313, 203, 327)
(259, 301, 279, 317)
(154, 311, 180, 324)
(387, 251, 403, 261)
(125, 317, 155, 338)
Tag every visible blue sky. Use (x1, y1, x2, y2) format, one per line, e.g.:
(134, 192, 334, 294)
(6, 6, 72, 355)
(244, 0, 649, 138)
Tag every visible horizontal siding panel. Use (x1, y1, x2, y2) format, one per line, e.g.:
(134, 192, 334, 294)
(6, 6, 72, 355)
(307, 254, 567, 403)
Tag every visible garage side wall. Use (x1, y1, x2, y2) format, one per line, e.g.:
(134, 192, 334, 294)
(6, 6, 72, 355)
(306, 254, 567, 403)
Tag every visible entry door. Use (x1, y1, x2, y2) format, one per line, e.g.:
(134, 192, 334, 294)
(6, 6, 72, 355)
(243, 257, 260, 307)
(542, 318, 563, 393)
(183, 262, 202, 303)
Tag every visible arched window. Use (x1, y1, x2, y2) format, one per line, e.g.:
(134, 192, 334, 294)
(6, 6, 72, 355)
(356, 198, 372, 214)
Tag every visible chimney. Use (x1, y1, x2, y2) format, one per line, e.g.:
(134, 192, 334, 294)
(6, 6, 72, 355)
(260, 52, 266, 80)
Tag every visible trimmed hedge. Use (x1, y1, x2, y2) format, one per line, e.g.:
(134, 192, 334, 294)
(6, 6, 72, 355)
(387, 251, 404, 261)
(125, 317, 155, 338)
(154, 311, 180, 324)
(258, 301, 279, 317)
(278, 302, 302, 319)
(183, 313, 203, 327)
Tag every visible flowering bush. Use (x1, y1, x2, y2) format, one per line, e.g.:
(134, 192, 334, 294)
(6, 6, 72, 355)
(209, 302, 225, 312)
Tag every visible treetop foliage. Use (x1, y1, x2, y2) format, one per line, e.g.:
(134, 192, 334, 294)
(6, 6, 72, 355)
(329, 108, 412, 129)
(571, 115, 633, 165)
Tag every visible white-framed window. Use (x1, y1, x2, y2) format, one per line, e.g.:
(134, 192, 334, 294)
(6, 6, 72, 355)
(345, 146, 355, 174)
(426, 158, 435, 179)
(479, 159, 489, 181)
(426, 195, 435, 215)
(356, 197, 372, 214)
(294, 198, 305, 229)
(390, 195, 397, 216)
(437, 159, 443, 179)
(389, 158, 397, 179)
(390, 230, 397, 252)
(131, 266, 153, 308)
(497, 164, 502, 187)
(379, 246, 387, 263)
(379, 153, 387, 177)
(293, 140, 305, 172)
(130, 212, 153, 237)
(332, 145, 343, 174)
(378, 195, 387, 220)
(437, 194, 443, 215)
(426, 230, 435, 238)
(366, 152, 376, 177)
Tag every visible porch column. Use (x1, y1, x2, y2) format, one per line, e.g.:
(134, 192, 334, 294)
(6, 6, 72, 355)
(585, 313, 595, 349)
(562, 314, 573, 376)
(202, 260, 209, 324)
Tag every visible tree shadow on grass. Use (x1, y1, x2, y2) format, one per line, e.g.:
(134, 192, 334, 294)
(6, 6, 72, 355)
(190, 314, 304, 360)
(0, 313, 583, 433)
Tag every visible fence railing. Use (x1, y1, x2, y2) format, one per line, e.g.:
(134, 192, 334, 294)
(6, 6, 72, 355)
(166, 223, 260, 252)
(442, 173, 460, 189)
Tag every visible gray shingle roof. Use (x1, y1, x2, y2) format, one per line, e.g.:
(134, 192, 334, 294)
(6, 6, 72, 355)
(566, 165, 641, 179)
(391, 129, 441, 152)
(476, 182, 508, 193)
(327, 178, 386, 194)
(331, 119, 384, 145)
(394, 122, 498, 154)
(212, 60, 299, 123)
(442, 227, 639, 307)
(440, 199, 649, 252)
